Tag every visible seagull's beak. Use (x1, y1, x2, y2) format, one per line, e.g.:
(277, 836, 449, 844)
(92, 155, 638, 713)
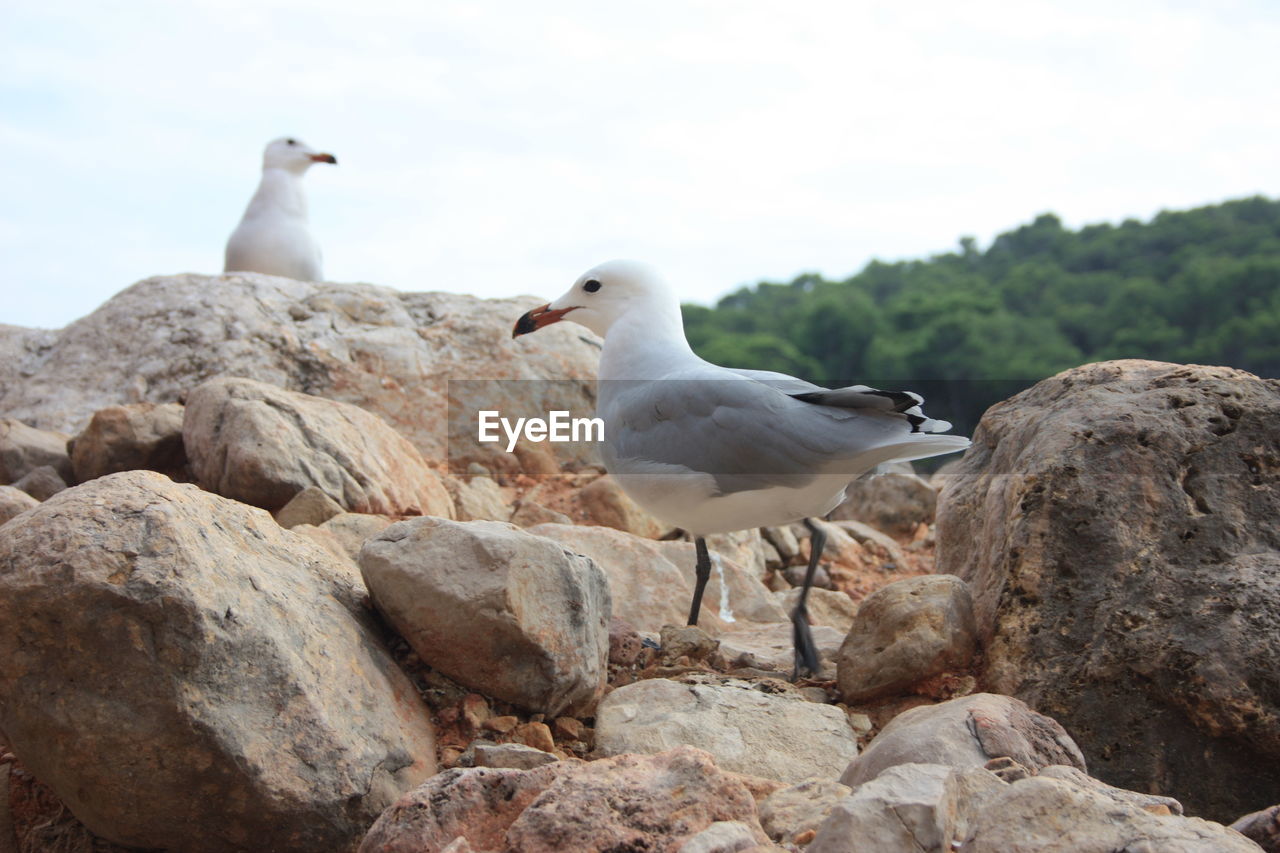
(513, 303, 576, 338)
(310, 153, 338, 164)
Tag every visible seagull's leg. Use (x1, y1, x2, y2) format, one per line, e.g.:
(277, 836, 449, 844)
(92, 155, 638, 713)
(792, 519, 825, 678)
(687, 536, 711, 626)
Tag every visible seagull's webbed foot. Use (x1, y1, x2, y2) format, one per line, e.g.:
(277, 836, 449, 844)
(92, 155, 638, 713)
(791, 518, 828, 680)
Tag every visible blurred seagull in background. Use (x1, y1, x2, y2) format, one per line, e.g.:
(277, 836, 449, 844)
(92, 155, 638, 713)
(513, 259, 970, 676)
(224, 136, 337, 281)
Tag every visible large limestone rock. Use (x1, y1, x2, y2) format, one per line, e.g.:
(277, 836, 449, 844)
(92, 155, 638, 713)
(361, 747, 769, 853)
(0, 471, 437, 853)
(594, 678, 859, 784)
(184, 376, 455, 516)
(836, 574, 978, 704)
(841, 693, 1085, 788)
(68, 402, 186, 482)
(0, 274, 600, 471)
(359, 517, 611, 716)
(937, 360, 1280, 819)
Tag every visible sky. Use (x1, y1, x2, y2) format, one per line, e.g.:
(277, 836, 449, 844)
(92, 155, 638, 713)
(2, 0, 1279, 329)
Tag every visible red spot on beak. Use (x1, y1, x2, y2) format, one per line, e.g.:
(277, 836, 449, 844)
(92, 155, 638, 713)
(513, 303, 576, 338)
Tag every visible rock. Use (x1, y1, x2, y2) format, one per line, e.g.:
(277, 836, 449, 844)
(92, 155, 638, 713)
(359, 764, 564, 853)
(320, 512, 395, 560)
(184, 376, 455, 516)
(527, 523, 727, 633)
(68, 402, 186, 482)
(513, 722, 556, 753)
(678, 821, 763, 853)
(830, 471, 937, 537)
(961, 775, 1262, 852)
(363, 747, 768, 853)
(594, 678, 858, 784)
(509, 499, 572, 528)
(841, 693, 1086, 788)
(1037, 765, 1183, 816)
(761, 525, 801, 563)
(936, 360, 1280, 819)
(656, 538, 787, 625)
(576, 475, 667, 537)
(473, 743, 559, 770)
(448, 475, 511, 522)
(10, 464, 66, 500)
(717, 622, 843, 678)
(0, 485, 39, 526)
(1231, 804, 1280, 852)
(774, 587, 857, 634)
(275, 484, 346, 528)
(359, 517, 610, 715)
(828, 520, 907, 567)
(0, 471, 436, 853)
(505, 747, 770, 852)
(810, 763, 1004, 853)
(0, 275, 601, 472)
(836, 574, 978, 704)
(0, 418, 72, 484)
(758, 778, 852, 845)
(608, 617, 645, 666)
(0, 764, 12, 853)
(291, 523, 358, 566)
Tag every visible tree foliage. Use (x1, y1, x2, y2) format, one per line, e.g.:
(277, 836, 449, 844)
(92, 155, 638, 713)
(682, 196, 1280, 433)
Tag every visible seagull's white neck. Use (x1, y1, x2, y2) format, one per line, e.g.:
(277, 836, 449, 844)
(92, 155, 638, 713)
(598, 300, 696, 380)
(243, 167, 309, 220)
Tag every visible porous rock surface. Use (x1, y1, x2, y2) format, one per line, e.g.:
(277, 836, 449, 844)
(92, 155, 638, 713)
(0, 471, 437, 853)
(937, 360, 1280, 819)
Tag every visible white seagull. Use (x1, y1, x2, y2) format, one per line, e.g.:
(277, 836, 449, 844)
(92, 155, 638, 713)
(513, 260, 970, 675)
(224, 136, 337, 281)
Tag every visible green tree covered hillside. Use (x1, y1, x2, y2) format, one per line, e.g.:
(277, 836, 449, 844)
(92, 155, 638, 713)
(682, 196, 1280, 432)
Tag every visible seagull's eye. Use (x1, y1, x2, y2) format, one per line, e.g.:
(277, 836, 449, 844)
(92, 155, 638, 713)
(286, 138, 297, 146)
(583, 279, 602, 293)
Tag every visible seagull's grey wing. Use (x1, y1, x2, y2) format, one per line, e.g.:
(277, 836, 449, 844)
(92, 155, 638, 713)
(601, 376, 917, 496)
(728, 368, 949, 432)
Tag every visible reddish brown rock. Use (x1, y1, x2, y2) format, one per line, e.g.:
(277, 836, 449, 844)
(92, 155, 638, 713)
(0, 418, 72, 484)
(68, 402, 186, 482)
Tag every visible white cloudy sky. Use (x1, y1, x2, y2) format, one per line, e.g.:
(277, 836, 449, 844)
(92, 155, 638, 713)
(2, 0, 1278, 329)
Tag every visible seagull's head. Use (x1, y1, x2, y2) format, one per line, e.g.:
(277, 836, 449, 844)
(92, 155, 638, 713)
(263, 137, 338, 173)
(512, 259, 678, 339)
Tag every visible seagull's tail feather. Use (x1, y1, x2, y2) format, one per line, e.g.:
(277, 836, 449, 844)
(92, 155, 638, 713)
(841, 433, 971, 474)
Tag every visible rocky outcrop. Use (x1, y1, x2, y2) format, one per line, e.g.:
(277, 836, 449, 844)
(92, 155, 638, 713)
(836, 574, 978, 704)
(594, 678, 858, 784)
(360, 746, 770, 853)
(937, 360, 1280, 819)
(359, 517, 611, 716)
(841, 693, 1086, 788)
(0, 273, 600, 471)
(0, 485, 38, 526)
(0, 471, 436, 853)
(184, 376, 455, 516)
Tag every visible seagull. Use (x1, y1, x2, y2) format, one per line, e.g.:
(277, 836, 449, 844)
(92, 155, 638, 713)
(224, 136, 337, 281)
(513, 260, 970, 676)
